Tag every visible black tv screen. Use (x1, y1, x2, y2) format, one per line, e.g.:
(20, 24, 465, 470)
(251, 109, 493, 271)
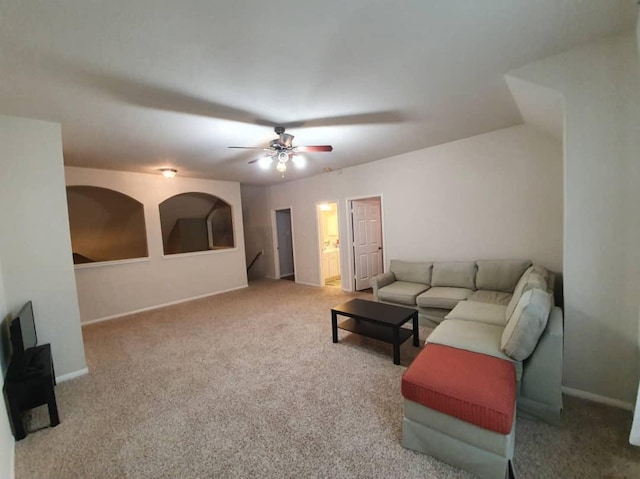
(9, 301, 38, 363)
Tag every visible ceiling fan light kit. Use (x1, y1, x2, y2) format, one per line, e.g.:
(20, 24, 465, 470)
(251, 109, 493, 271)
(230, 126, 333, 176)
(257, 156, 273, 169)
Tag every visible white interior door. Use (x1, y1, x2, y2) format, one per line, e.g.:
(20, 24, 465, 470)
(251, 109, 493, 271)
(276, 209, 294, 277)
(352, 198, 383, 290)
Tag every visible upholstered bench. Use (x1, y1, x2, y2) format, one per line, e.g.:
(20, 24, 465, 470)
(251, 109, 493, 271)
(401, 344, 516, 479)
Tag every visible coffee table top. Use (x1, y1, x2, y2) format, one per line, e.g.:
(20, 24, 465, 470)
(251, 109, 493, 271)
(331, 299, 417, 326)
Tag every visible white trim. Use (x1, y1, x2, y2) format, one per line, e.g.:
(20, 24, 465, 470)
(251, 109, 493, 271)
(74, 256, 150, 270)
(272, 207, 296, 280)
(562, 386, 634, 411)
(81, 284, 248, 326)
(630, 382, 640, 446)
(56, 367, 89, 383)
(162, 247, 238, 260)
(270, 210, 280, 279)
(295, 280, 321, 288)
(315, 200, 341, 288)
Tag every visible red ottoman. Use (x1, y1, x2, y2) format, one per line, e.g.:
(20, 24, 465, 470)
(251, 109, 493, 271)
(401, 344, 516, 479)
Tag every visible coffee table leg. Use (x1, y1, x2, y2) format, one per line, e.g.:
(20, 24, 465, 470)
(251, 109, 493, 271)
(412, 312, 419, 346)
(331, 311, 338, 343)
(392, 328, 400, 365)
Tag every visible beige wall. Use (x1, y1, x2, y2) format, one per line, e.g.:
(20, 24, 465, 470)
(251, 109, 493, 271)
(260, 125, 563, 288)
(241, 185, 273, 281)
(0, 115, 87, 379)
(66, 167, 248, 322)
(510, 32, 640, 406)
(67, 186, 148, 262)
(159, 193, 218, 248)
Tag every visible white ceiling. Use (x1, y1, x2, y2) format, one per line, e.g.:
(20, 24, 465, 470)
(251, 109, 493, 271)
(0, 1, 635, 185)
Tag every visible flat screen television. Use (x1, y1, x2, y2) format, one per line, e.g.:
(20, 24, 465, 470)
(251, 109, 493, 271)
(9, 300, 38, 370)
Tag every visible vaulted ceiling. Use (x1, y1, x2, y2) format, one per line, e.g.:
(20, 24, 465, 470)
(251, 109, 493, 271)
(0, 1, 635, 185)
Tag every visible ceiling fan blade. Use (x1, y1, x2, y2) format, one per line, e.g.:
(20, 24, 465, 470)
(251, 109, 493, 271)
(228, 146, 271, 150)
(248, 158, 260, 164)
(62, 61, 406, 130)
(296, 145, 333, 152)
(278, 111, 407, 129)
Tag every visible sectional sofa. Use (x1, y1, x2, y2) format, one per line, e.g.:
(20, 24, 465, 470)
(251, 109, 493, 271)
(370, 259, 563, 424)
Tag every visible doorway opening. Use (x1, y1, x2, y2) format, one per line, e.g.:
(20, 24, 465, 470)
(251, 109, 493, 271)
(349, 196, 384, 291)
(274, 208, 294, 281)
(317, 202, 341, 288)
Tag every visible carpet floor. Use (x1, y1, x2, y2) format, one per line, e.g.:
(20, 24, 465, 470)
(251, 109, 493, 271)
(15, 279, 640, 478)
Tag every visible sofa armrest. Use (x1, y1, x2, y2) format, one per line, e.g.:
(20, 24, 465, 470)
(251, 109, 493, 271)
(519, 306, 563, 424)
(371, 272, 396, 301)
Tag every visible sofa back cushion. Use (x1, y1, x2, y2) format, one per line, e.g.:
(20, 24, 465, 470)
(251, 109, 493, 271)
(501, 288, 552, 361)
(431, 262, 476, 290)
(475, 260, 532, 293)
(505, 265, 549, 320)
(390, 260, 432, 285)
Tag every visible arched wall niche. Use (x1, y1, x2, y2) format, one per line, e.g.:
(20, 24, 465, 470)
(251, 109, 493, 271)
(159, 192, 235, 255)
(66, 185, 148, 264)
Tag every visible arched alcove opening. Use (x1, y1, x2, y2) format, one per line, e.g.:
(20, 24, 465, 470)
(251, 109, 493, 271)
(159, 192, 234, 255)
(66, 186, 148, 264)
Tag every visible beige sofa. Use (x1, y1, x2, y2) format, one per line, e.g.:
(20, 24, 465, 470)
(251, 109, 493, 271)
(371, 259, 563, 424)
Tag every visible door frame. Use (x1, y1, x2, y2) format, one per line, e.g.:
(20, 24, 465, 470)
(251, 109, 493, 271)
(345, 194, 386, 292)
(315, 200, 341, 288)
(271, 206, 296, 280)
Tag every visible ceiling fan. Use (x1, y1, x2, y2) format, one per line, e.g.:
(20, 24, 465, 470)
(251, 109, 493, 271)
(229, 126, 333, 174)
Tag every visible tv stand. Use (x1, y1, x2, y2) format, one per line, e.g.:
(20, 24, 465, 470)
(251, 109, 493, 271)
(3, 343, 59, 440)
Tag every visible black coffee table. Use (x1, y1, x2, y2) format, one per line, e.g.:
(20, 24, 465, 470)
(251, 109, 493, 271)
(331, 299, 419, 365)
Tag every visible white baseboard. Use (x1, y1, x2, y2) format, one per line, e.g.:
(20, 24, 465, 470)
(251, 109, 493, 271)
(295, 280, 321, 287)
(562, 386, 634, 411)
(80, 285, 248, 326)
(56, 367, 89, 383)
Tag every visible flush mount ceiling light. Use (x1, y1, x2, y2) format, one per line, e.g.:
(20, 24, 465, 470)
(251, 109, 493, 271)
(160, 168, 177, 178)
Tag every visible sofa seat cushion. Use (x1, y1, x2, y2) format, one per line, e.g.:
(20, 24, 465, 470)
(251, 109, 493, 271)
(416, 287, 473, 310)
(417, 307, 449, 324)
(445, 301, 507, 326)
(402, 344, 516, 434)
(475, 260, 532, 293)
(427, 319, 522, 380)
(431, 262, 477, 289)
(378, 281, 429, 306)
(468, 290, 512, 306)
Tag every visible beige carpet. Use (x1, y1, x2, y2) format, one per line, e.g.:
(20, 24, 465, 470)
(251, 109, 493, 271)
(15, 279, 640, 478)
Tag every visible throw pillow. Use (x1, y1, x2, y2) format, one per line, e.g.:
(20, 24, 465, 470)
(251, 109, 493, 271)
(501, 289, 552, 361)
(505, 266, 549, 320)
(390, 260, 432, 285)
(475, 259, 532, 293)
(431, 262, 476, 289)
